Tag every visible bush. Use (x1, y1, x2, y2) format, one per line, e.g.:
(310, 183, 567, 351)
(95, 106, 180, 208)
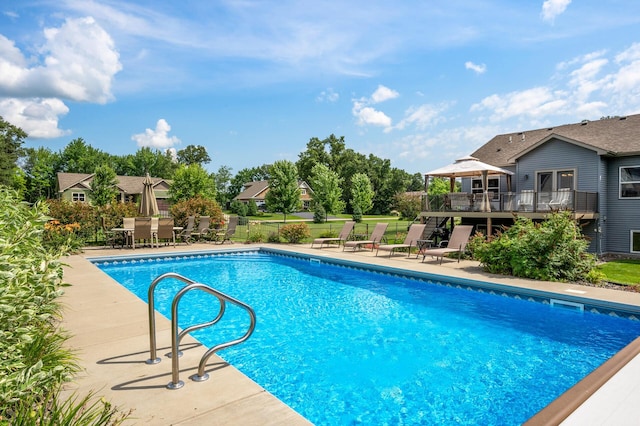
(170, 195, 224, 228)
(246, 222, 266, 243)
(46, 199, 97, 241)
(313, 206, 326, 223)
(0, 188, 129, 423)
(280, 223, 311, 243)
(230, 200, 248, 217)
(42, 220, 84, 253)
(247, 199, 258, 216)
(469, 212, 597, 282)
(351, 206, 363, 223)
(267, 231, 282, 243)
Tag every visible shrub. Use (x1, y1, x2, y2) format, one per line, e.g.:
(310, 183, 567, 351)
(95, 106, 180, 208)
(247, 199, 258, 216)
(42, 220, 84, 253)
(267, 231, 282, 243)
(313, 205, 326, 223)
(170, 195, 224, 228)
(0, 187, 129, 423)
(46, 199, 97, 240)
(230, 200, 248, 217)
(470, 212, 597, 282)
(280, 223, 311, 243)
(351, 206, 363, 223)
(246, 222, 265, 243)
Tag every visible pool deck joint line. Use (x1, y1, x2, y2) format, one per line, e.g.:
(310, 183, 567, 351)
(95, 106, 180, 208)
(62, 243, 640, 425)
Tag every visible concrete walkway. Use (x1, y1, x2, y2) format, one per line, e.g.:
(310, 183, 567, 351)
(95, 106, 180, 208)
(61, 243, 640, 425)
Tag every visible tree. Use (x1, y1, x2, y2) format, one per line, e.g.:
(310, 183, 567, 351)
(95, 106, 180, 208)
(265, 160, 301, 222)
(91, 165, 118, 207)
(212, 165, 233, 207)
(177, 145, 211, 166)
(21, 147, 59, 202)
(121, 147, 176, 178)
(309, 163, 345, 220)
(0, 116, 27, 187)
(168, 164, 216, 203)
(350, 173, 374, 216)
(58, 138, 112, 173)
(393, 192, 422, 220)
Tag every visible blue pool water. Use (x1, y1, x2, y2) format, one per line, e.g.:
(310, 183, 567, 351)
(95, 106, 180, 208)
(96, 251, 640, 425)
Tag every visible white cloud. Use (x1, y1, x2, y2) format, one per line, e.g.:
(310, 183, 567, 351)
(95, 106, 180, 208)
(0, 17, 121, 102)
(316, 88, 339, 102)
(352, 101, 393, 128)
(0, 17, 122, 139)
(0, 97, 70, 138)
(541, 0, 571, 23)
(132, 119, 181, 149)
(465, 61, 486, 74)
(370, 85, 399, 103)
(392, 103, 449, 132)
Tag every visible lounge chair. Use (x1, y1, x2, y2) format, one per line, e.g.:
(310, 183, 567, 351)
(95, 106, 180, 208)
(214, 215, 238, 244)
(155, 217, 176, 247)
(421, 225, 474, 264)
(517, 190, 534, 211)
(375, 224, 426, 257)
(311, 221, 355, 249)
(132, 217, 154, 249)
(343, 223, 388, 251)
(177, 216, 195, 245)
(192, 216, 213, 241)
(549, 188, 572, 210)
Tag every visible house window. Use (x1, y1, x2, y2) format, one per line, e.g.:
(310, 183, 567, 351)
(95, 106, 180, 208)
(620, 166, 640, 198)
(300, 188, 307, 195)
(536, 169, 575, 192)
(72, 192, 86, 202)
(631, 230, 640, 254)
(471, 177, 499, 200)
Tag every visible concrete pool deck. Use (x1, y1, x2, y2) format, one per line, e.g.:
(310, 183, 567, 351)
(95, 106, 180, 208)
(61, 242, 640, 425)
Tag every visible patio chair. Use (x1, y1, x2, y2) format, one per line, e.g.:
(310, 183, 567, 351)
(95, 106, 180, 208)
(132, 217, 154, 249)
(549, 188, 572, 210)
(177, 216, 195, 245)
(343, 223, 388, 251)
(376, 224, 426, 258)
(155, 217, 176, 247)
(311, 221, 355, 249)
(214, 215, 238, 244)
(101, 216, 123, 248)
(192, 216, 213, 241)
(517, 190, 534, 211)
(421, 225, 474, 264)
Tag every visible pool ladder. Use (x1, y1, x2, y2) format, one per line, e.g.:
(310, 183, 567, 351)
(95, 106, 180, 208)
(146, 272, 256, 390)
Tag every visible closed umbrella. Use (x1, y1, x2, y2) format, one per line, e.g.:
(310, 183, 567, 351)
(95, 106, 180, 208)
(139, 173, 159, 216)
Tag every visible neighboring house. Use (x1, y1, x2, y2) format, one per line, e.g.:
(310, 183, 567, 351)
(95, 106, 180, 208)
(233, 180, 314, 210)
(56, 173, 172, 212)
(421, 114, 640, 256)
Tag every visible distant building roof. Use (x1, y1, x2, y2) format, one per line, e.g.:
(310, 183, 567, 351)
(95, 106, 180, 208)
(57, 172, 170, 195)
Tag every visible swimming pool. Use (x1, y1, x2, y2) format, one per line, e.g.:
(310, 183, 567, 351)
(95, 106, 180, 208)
(94, 249, 640, 425)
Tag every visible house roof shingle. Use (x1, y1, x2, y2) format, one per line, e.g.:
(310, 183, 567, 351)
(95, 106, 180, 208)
(57, 172, 168, 195)
(471, 114, 640, 167)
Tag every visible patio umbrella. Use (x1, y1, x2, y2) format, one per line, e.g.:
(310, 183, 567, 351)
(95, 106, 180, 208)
(139, 173, 159, 216)
(425, 156, 514, 213)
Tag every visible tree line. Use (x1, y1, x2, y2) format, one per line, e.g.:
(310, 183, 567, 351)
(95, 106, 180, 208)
(1, 116, 429, 217)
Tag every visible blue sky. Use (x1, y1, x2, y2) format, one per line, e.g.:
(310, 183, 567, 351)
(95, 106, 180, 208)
(2, 0, 640, 176)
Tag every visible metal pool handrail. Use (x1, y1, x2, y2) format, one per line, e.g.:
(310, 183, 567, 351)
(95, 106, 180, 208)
(146, 272, 256, 390)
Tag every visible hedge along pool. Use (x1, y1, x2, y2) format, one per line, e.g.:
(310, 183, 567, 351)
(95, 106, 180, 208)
(93, 249, 640, 425)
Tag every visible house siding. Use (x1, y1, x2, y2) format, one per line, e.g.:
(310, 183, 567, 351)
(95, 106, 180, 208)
(604, 156, 640, 254)
(518, 139, 601, 253)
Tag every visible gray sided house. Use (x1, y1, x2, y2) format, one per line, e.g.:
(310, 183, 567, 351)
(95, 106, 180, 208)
(421, 115, 640, 256)
(234, 180, 314, 210)
(56, 172, 172, 213)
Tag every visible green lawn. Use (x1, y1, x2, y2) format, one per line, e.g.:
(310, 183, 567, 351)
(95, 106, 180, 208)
(597, 259, 640, 287)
